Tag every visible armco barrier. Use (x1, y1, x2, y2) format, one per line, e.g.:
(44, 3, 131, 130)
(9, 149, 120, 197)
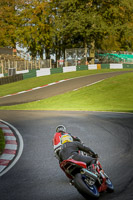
(101, 64, 110, 69)
(37, 68, 51, 77)
(23, 69, 37, 79)
(110, 63, 123, 69)
(63, 66, 76, 73)
(76, 65, 88, 71)
(97, 64, 101, 69)
(123, 64, 133, 68)
(50, 67, 63, 74)
(1, 64, 133, 85)
(0, 74, 23, 85)
(88, 64, 97, 70)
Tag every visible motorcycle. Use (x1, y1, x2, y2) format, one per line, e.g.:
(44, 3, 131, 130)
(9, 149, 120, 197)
(60, 158, 114, 199)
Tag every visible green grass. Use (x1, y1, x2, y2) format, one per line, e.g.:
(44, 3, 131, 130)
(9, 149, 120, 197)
(0, 69, 132, 97)
(1, 72, 133, 113)
(0, 128, 5, 155)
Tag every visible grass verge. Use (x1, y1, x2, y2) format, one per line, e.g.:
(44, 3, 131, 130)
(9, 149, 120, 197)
(0, 128, 5, 155)
(1, 72, 133, 113)
(0, 69, 132, 97)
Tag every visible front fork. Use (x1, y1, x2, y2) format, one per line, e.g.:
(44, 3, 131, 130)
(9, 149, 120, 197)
(96, 161, 108, 192)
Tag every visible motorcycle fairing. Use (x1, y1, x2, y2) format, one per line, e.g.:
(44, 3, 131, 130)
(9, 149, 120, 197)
(60, 159, 87, 179)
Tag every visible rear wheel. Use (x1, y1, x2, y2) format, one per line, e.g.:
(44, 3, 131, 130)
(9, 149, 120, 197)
(74, 173, 100, 199)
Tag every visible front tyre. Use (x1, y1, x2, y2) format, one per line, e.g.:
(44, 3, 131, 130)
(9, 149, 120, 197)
(74, 173, 100, 199)
(106, 178, 114, 193)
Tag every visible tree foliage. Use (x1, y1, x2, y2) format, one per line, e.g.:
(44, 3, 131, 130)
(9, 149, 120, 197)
(0, 0, 133, 59)
(53, 0, 133, 51)
(17, 0, 54, 59)
(0, 0, 18, 48)
(99, 0, 133, 51)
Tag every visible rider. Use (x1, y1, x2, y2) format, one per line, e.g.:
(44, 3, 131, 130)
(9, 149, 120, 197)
(52, 125, 81, 161)
(59, 134, 98, 173)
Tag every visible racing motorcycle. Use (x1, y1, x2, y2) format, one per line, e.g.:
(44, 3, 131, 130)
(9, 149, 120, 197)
(60, 158, 114, 199)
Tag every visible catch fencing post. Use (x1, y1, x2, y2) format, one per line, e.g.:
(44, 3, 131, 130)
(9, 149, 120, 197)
(50, 59, 52, 68)
(24, 60, 26, 70)
(1, 60, 4, 74)
(39, 59, 41, 69)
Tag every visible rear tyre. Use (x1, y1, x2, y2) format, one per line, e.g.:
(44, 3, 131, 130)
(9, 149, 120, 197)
(74, 173, 100, 199)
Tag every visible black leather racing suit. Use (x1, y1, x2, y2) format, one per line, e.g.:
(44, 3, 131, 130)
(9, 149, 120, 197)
(59, 141, 96, 166)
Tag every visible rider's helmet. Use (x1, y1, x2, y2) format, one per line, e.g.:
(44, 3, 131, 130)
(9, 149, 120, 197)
(56, 125, 66, 133)
(60, 134, 73, 144)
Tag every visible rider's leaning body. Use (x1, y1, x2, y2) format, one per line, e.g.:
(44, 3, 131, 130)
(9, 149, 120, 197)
(59, 135, 97, 166)
(53, 125, 81, 160)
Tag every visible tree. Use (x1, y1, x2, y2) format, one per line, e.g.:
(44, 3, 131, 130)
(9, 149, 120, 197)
(17, 0, 54, 59)
(1, 0, 133, 62)
(0, 0, 18, 48)
(52, 0, 109, 63)
(98, 0, 133, 51)
(53, 0, 133, 58)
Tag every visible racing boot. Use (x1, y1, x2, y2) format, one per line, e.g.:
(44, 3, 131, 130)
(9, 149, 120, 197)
(69, 179, 74, 186)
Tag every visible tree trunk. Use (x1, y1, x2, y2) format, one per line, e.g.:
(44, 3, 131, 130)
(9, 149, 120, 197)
(45, 48, 50, 59)
(89, 41, 95, 64)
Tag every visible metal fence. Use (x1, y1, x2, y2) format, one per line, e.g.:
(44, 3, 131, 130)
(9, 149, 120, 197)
(0, 56, 52, 74)
(1, 49, 133, 74)
(56, 48, 89, 68)
(0, 57, 86, 74)
(95, 51, 133, 64)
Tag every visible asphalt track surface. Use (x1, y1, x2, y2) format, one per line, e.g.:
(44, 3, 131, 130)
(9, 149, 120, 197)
(0, 110, 133, 200)
(0, 70, 132, 106)
(0, 71, 133, 200)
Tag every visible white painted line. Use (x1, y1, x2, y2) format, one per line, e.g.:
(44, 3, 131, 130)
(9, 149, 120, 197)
(0, 120, 24, 176)
(0, 79, 67, 99)
(73, 79, 104, 91)
(0, 166, 6, 171)
(0, 71, 118, 99)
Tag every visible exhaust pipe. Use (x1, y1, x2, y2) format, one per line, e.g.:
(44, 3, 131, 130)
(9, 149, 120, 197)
(81, 168, 98, 181)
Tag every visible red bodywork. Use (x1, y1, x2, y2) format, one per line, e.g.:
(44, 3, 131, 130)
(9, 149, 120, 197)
(96, 160, 107, 192)
(60, 159, 87, 179)
(60, 158, 107, 192)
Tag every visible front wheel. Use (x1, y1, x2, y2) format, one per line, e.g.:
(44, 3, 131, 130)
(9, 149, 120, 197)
(106, 178, 114, 193)
(74, 173, 100, 199)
